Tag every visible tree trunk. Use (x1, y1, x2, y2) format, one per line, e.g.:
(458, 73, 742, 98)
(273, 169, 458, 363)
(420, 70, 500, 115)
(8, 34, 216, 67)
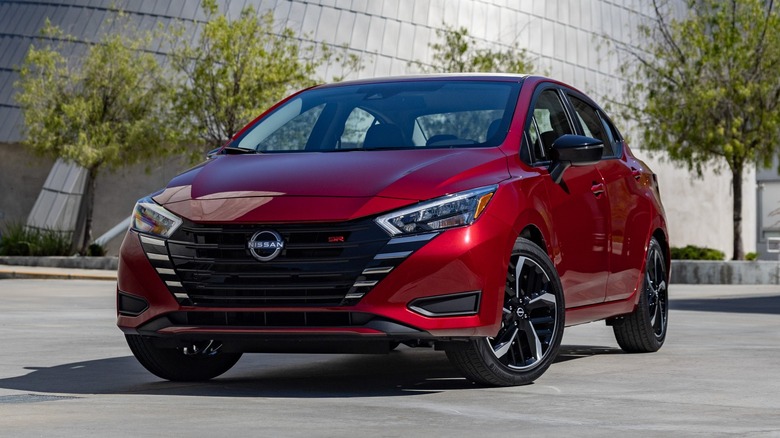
(78, 167, 98, 256)
(732, 166, 744, 260)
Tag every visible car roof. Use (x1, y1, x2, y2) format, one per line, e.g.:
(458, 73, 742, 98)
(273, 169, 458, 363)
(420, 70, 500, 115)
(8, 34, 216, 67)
(313, 73, 534, 89)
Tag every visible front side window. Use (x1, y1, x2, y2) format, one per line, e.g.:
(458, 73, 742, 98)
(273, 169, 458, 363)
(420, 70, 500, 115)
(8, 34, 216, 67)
(232, 80, 521, 152)
(525, 89, 573, 163)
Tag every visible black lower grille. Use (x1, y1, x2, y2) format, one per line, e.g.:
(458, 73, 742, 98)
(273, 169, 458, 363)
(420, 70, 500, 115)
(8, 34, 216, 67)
(168, 311, 374, 327)
(166, 219, 390, 307)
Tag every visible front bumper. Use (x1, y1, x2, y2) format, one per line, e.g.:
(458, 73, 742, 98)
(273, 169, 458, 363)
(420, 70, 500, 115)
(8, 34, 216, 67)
(116, 211, 515, 344)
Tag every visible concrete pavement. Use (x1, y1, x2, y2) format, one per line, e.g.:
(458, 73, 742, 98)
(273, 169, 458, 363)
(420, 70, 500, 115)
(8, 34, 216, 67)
(0, 279, 779, 436)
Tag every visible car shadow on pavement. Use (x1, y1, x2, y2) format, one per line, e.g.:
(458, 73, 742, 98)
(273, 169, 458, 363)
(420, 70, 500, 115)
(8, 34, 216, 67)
(0, 344, 615, 398)
(555, 345, 623, 363)
(670, 294, 780, 315)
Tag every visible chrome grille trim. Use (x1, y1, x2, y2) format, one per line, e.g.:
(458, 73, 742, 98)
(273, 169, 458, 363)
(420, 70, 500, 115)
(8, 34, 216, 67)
(352, 280, 378, 288)
(388, 233, 438, 245)
(374, 251, 412, 260)
(139, 235, 166, 246)
(362, 266, 394, 275)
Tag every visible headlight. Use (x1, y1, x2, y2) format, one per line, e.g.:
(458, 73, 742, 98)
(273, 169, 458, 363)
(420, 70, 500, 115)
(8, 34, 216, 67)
(375, 186, 496, 236)
(130, 196, 182, 238)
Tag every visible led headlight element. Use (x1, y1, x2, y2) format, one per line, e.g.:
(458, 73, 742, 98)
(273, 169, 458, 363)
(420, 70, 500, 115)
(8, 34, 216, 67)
(376, 186, 497, 236)
(131, 196, 182, 238)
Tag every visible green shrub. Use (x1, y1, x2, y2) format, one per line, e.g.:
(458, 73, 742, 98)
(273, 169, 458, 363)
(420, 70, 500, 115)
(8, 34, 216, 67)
(0, 223, 72, 256)
(745, 252, 758, 261)
(670, 245, 725, 260)
(87, 242, 107, 257)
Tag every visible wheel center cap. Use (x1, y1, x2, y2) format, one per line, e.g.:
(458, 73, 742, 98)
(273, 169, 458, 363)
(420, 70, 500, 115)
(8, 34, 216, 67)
(515, 307, 526, 319)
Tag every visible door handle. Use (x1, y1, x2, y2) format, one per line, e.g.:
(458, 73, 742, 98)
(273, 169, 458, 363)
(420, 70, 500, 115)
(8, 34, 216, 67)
(591, 182, 605, 197)
(631, 167, 642, 181)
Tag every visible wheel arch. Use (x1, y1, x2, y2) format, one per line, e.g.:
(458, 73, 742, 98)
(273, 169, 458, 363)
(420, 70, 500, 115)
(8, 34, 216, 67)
(651, 227, 671, 280)
(519, 224, 547, 254)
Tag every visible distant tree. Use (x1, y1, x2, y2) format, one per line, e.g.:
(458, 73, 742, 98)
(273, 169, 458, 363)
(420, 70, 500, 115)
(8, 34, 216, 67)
(617, 0, 780, 260)
(413, 23, 534, 74)
(15, 19, 178, 255)
(170, 0, 362, 151)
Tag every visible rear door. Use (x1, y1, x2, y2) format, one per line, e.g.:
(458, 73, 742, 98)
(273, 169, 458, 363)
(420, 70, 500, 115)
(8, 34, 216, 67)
(566, 93, 649, 301)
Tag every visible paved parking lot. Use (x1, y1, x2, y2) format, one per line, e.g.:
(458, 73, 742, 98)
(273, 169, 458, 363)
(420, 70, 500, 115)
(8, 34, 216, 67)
(1, 279, 779, 437)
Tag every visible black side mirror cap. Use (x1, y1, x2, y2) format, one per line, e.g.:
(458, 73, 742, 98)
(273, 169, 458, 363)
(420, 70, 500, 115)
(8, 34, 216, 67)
(548, 134, 604, 184)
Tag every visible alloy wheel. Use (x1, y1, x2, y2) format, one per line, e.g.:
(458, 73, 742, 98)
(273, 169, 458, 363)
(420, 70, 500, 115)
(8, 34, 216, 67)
(487, 255, 559, 371)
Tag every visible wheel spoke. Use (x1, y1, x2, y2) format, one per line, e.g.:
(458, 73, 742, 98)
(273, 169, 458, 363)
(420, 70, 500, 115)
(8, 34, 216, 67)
(520, 320, 543, 362)
(515, 256, 527, 297)
(488, 250, 560, 371)
(527, 292, 556, 311)
(492, 327, 519, 358)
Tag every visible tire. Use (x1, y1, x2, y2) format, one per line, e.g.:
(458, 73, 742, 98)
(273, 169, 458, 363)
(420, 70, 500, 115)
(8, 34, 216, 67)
(126, 335, 242, 381)
(446, 237, 565, 386)
(612, 237, 669, 353)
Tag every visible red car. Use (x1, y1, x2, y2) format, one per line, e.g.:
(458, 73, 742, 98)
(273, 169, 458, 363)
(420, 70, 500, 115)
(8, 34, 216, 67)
(117, 75, 669, 386)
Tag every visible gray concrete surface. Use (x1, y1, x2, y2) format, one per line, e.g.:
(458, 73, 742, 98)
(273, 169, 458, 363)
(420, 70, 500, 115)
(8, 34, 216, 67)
(0, 280, 779, 437)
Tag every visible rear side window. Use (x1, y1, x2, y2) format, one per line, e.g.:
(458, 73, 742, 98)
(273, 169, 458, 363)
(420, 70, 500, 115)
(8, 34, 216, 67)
(598, 111, 623, 157)
(568, 96, 614, 157)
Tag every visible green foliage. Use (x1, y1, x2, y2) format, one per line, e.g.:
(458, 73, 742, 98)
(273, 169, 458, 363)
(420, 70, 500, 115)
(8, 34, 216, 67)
(15, 18, 179, 173)
(618, 0, 780, 259)
(15, 16, 180, 254)
(413, 24, 534, 74)
(0, 223, 72, 256)
(670, 245, 725, 261)
(170, 0, 362, 151)
(745, 252, 758, 261)
(87, 242, 107, 257)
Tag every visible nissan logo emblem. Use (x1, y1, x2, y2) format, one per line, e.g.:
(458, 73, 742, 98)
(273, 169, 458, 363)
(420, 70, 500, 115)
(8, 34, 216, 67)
(248, 230, 285, 261)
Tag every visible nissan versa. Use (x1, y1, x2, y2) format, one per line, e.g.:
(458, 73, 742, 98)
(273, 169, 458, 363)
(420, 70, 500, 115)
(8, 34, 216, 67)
(117, 74, 669, 386)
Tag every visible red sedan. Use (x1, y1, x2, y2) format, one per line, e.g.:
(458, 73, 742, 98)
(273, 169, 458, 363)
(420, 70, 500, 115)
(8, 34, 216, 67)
(117, 75, 669, 386)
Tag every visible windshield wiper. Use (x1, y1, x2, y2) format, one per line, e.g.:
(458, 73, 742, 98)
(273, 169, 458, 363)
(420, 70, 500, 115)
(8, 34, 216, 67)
(221, 146, 260, 155)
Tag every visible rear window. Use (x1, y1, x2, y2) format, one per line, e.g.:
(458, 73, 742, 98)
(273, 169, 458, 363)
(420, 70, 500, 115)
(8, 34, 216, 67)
(234, 80, 521, 152)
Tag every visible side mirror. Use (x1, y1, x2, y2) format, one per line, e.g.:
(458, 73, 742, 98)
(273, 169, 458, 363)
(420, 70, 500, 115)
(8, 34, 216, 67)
(548, 134, 604, 184)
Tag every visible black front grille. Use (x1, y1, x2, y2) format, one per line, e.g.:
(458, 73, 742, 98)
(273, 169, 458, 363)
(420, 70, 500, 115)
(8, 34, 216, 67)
(166, 219, 390, 307)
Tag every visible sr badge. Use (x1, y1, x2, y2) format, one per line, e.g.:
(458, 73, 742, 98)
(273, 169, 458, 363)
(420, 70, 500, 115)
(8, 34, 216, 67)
(248, 230, 285, 261)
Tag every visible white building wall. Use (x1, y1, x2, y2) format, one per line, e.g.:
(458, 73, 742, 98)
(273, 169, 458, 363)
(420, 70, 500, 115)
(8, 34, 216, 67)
(261, 0, 755, 256)
(0, 0, 754, 256)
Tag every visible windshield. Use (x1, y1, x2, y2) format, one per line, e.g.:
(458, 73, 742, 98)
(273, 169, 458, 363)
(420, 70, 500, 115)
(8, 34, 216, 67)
(233, 80, 521, 152)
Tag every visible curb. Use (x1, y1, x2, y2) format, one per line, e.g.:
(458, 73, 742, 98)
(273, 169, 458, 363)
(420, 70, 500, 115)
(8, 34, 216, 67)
(0, 256, 118, 270)
(0, 264, 116, 281)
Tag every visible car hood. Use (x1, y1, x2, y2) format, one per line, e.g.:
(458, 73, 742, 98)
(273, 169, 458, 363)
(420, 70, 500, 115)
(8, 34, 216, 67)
(155, 148, 510, 223)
